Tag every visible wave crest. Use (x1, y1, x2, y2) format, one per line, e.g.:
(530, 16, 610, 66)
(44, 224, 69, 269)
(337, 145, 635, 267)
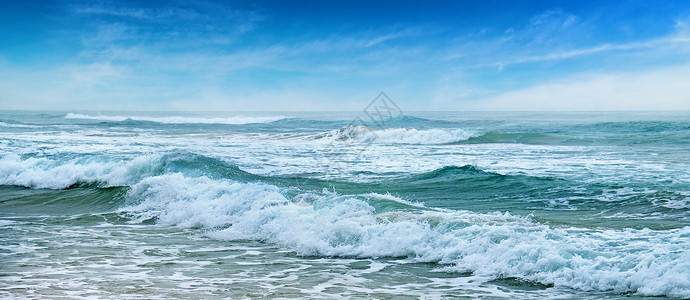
(122, 172, 690, 298)
(0, 153, 256, 189)
(322, 126, 478, 145)
(2, 152, 689, 297)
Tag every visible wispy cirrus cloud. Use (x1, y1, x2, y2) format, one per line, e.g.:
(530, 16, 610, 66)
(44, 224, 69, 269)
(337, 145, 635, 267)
(71, 4, 162, 19)
(3, 1, 689, 111)
(425, 9, 690, 109)
(443, 8, 689, 72)
(447, 9, 690, 71)
(484, 33, 690, 71)
(70, 0, 265, 52)
(69, 1, 262, 25)
(76, 24, 429, 76)
(67, 2, 431, 77)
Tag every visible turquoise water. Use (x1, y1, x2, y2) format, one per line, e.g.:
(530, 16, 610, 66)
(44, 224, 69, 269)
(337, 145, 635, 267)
(0, 111, 688, 299)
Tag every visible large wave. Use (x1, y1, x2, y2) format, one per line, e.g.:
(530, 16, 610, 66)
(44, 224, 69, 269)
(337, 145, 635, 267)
(64, 113, 289, 125)
(125, 172, 689, 298)
(0, 153, 260, 189)
(1, 153, 688, 297)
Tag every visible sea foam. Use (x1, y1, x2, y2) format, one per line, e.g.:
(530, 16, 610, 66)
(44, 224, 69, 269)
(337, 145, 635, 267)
(0, 122, 38, 128)
(2, 154, 688, 297)
(123, 172, 690, 298)
(0, 154, 162, 189)
(325, 125, 478, 145)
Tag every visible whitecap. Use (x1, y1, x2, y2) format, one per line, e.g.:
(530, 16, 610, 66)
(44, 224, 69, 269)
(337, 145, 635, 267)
(322, 125, 479, 145)
(120, 173, 690, 298)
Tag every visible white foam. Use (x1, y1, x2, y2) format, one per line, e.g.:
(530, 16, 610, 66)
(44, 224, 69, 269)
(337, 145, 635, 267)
(121, 173, 690, 298)
(64, 113, 288, 124)
(361, 192, 428, 209)
(3, 120, 686, 188)
(0, 122, 38, 128)
(325, 126, 478, 145)
(0, 220, 16, 227)
(0, 154, 162, 189)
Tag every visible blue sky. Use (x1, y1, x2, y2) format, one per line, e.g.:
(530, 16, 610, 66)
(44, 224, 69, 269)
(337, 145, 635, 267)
(1, 0, 690, 111)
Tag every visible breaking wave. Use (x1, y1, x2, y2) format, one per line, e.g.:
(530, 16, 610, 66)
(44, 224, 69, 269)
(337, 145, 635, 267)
(125, 172, 690, 298)
(0, 121, 39, 128)
(320, 125, 479, 145)
(1, 153, 688, 297)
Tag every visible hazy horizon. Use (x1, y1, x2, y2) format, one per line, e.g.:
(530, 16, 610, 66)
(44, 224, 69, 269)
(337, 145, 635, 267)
(3, 109, 690, 112)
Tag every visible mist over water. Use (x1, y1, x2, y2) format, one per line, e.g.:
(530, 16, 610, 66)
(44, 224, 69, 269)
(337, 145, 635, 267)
(1, 111, 689, 299)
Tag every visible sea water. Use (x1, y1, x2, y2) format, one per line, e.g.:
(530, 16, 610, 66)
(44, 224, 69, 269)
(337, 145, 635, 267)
(0, 111, 688, 299)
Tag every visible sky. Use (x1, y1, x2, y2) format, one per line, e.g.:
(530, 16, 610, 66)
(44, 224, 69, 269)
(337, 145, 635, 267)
(1, 0, 690, 111)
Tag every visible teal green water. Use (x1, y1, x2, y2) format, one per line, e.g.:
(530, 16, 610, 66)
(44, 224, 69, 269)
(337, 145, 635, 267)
(0, 111, 688, 298)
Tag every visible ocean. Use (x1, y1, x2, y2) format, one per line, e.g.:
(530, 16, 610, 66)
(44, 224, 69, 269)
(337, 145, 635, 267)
(0, 110, 688, 299)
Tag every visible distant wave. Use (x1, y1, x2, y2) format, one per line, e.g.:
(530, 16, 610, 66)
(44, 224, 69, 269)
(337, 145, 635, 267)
(64, 113, 289, 125)
(452, 131, 568, 145)
(0, 152, 258, 189)
(0, 121, 38, 128)
(320, 125, 479, 145)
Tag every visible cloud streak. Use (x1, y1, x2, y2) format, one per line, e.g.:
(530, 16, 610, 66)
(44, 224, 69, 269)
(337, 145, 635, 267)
(487, 33, 690, 70)
(2, 1, 690, 111)
(465, 64, 690, 111)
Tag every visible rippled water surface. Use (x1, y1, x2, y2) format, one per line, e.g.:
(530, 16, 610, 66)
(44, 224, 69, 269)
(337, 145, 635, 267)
(1, 111, 688, 298)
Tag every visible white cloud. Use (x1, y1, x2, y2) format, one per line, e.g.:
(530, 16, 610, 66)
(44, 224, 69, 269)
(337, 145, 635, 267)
(4, 4, 690, 112)
(486, 34, 690, 69)
(165, 88, 365, 111)
(447, 11, 690, 71)
(464, 64, 690, 110)
(0, 62, 135, 110)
